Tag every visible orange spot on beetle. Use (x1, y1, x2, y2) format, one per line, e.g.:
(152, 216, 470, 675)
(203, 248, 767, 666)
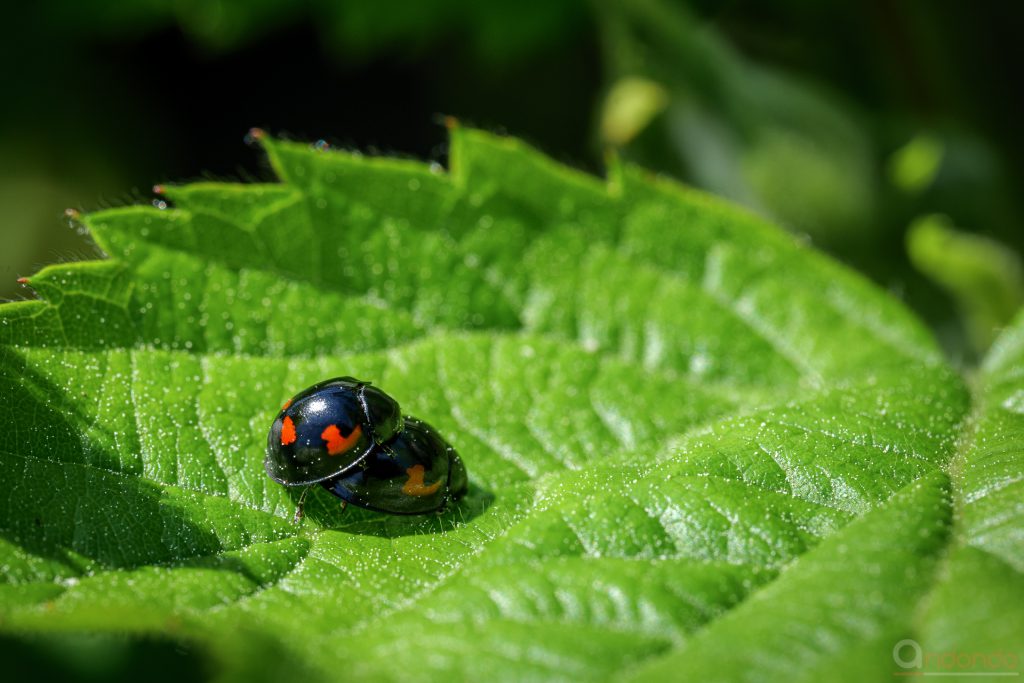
(402, 464, 442, 497)
(281, 416, 297, 445)
(321, 423, 362, 456)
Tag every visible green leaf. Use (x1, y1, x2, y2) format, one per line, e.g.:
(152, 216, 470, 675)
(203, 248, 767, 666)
(1, 127, 1019, 681)
(600, 77, 670, 146)
(596, 0, 877, 246)
(907, 214, 1024, 352)
(888, 134, 945, 194)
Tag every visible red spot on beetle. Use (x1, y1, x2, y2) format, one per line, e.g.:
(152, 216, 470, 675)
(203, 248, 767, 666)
(281, 416, 297, 445)
(321, 423, 362, 456)
(402, 464, 442, 497)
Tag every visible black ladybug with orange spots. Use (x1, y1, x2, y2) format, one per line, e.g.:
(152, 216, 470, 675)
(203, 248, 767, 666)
(265, 377, 467, 516)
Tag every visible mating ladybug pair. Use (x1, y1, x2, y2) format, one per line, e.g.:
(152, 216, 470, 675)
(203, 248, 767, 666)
(265, 377, 467, 518)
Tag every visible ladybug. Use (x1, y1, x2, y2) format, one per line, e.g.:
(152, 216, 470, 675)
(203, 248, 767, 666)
(265, 377, 468, 517)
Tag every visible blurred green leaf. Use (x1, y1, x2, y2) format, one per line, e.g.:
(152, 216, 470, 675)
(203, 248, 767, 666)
(600, 77, 670, 146)
(0, 129, 1020, 681)
(908, 214, 1024, 351)
(597, 0, 876, 245)
(889, 134, 945, 194)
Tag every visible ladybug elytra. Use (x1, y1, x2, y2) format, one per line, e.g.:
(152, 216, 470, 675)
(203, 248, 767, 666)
(265, 377, 467, 517)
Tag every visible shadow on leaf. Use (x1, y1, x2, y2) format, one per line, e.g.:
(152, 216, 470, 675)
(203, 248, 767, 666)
(296, 481, 496, 538)
(0, 349, 286, 579)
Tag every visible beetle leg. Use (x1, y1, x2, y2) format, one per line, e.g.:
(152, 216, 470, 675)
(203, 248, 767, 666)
(292, 485, 312, 524)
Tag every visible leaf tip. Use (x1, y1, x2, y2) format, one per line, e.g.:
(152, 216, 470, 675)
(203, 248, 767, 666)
(245, 127, 267, 145)
(443, 115, 460, 130)
(153, 184, 166, 195)
(16, 277, 30, 285)
(63, 208, 81, 220)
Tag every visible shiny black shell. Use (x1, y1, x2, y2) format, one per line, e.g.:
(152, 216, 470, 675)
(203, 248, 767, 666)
(265, 377, 403, 486)
(323, 417, 468, 514)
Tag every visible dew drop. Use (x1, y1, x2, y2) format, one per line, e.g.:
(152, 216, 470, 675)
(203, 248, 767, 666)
(1002, 390, 1024, 415)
